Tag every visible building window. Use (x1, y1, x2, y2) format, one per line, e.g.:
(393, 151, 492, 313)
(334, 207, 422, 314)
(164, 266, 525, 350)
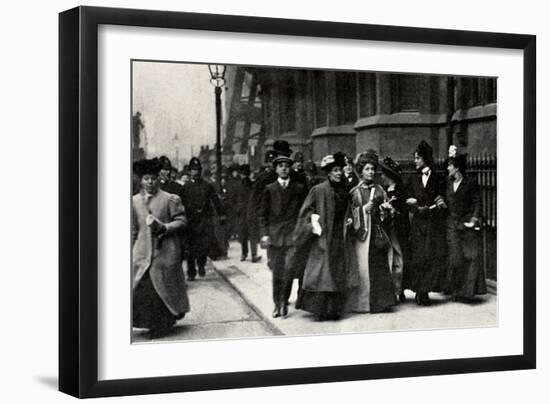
(460, 77, 497, 109)
(487, 78, 497, 104)
(313, 70, 327, 128)
(471, 78, 482, 107)
(391, 74, 420, 112)
(358, 72, 376, 117)
(336, 71, 357, 124)
(240, 71, 253, 101)
(254, 84, 263, 108)
(280, 77, 296, 133)
(262, 87, 272, 137)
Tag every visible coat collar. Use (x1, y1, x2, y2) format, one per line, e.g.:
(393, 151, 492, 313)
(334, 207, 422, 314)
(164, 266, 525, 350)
(449, 176, 470, 193)
(277, 177, 291, 189)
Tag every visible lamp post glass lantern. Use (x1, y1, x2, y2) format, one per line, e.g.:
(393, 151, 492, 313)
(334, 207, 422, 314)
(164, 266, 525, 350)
(208, 64, 226, 190)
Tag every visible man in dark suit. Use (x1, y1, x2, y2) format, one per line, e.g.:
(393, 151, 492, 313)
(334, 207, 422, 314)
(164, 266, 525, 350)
(406, 140, 447, 306)
(248, 140, 293, 269)
(225, 163, 241, 240)
(235, 164, 262, 262)
(259, 153, 308, 318)
(343, 155, 359, 191)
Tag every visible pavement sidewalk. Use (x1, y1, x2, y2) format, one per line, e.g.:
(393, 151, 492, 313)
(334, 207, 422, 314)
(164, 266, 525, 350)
(212, 241, 498, 337)
(132, 254, 280, 342)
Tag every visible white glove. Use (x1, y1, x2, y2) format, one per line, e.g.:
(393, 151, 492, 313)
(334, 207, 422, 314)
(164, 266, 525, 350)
(146, 214, 165, 235)
(311, 213, 322, 236)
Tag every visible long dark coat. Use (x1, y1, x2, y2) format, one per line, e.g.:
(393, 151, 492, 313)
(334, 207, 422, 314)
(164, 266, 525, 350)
(406, 170, 447, 293)
(180, 178, 222, 257)
(293, 180, 359, 292)
(132, 190, 190, 316)
(386, 181, 411, 288)
(445, 176, 487, 297)
(235, 177, 254, 235)
(225, 176, 240, 235)
(160, 179, 184, 199)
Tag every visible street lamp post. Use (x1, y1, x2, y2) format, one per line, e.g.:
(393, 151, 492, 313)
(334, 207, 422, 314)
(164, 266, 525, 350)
(208, 64, 226, 190)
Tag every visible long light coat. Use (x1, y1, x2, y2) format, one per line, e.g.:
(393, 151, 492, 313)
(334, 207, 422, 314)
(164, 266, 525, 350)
(132, 190, 190, 316)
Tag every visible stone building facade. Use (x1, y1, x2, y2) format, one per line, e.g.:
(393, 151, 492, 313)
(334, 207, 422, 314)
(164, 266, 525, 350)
(221, 66, 497, 283)
(222, 66, 496, 168)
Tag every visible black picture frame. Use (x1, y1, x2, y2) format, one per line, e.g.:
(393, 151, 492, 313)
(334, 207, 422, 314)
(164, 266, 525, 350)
(59, 6, 536, 398)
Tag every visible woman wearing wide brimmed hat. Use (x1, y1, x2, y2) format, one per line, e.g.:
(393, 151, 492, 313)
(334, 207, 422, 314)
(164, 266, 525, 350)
(293, 152, 360, 321)
(444, 146, 487, 302)
(346, 150, 397, 313)
(132, 158, 190, 338)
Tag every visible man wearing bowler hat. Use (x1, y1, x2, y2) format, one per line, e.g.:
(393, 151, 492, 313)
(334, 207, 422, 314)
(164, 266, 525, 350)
(259, 152, 308, 318)
(180, 157, 223, 281)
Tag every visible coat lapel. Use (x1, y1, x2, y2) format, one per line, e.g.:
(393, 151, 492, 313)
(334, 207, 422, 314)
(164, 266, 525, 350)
(271, 183, 282, 214)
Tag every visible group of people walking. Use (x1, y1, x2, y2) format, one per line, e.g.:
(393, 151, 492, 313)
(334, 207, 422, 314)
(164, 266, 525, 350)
(132, 138, 487, 337)
(254, 139, 487, 321)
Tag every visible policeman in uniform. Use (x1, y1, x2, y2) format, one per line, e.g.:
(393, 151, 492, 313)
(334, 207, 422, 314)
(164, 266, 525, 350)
(180, 157, 223, 280)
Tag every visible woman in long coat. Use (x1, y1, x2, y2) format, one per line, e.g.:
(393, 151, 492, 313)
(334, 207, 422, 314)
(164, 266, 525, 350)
(406, 140, 448, 306)
(293, 152, 359, 321)
(347, 150, 397, 313)
(132, 158, 190, 338)
(445, 150, 487, 301)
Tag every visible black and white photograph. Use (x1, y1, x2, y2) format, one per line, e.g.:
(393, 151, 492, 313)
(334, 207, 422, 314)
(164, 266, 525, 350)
(1, 0, 541, 401)
(131, 61, 498, 342)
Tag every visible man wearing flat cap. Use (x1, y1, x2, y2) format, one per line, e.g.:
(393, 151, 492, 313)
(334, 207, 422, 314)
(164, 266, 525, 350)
(132, 158, 190, 338)
(180, 157, 224, 281)
(406, 140, 447, 306)
(259, 152, 308, 318)
(247, 141, 290, 263)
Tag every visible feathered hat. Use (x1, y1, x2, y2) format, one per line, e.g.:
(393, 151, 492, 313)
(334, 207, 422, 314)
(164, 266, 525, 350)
(446, 145, 468, 174)
(379, 156, 402, 181)
(320, 151, 347, 172)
